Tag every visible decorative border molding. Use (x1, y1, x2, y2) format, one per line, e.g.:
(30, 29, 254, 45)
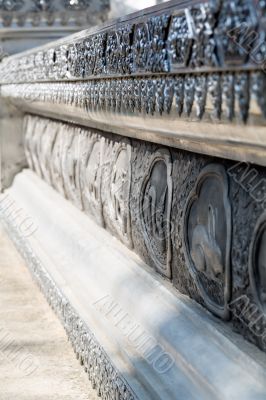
(0, 210, 137, 400)
(0, 0, 266, 83)
(2, 71, 266, 124)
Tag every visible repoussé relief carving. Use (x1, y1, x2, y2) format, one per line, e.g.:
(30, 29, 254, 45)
(167, 12, 193, 70)
(4, 71, 266, 125)
(26, 117, 44, 179)
(38, 125, 57, 186)
(24, 116, 133, 240)
(140, 148, 173, 279)
(24, 115, 35, 173)
(51, 125, 67, 198)
(249, 213, 266, 314)
(102, 138, 133, 248)
(62, 126, 83, 210)
(1, 0, 266, 84)
(4, 0, 266, 360)
(23, 114, 266, 352)
(183, 164, 232, 319)
(80, 135, 105, 227)
(25, 116, 232, 299)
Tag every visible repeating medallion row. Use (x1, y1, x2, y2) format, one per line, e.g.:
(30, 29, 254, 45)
(24, 114, 266, 351)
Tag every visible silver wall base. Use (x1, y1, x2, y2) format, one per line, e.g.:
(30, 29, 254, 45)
(1, 170, 266, 400)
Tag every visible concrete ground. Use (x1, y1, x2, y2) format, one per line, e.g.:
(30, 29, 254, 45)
(0, 224, 98, 400)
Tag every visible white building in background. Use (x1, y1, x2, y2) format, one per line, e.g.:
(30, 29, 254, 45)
(111, 0, 167, 18)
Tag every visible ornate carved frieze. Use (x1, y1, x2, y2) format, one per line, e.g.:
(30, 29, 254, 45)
(190, 2, 221, 68)
(183, 164, 232, 319)
(3, 71, 266, 125)
(216, 0, 258, 66)
(133, 15, 169, 73)
(167, 12, 193, 70)
(0, 0, 265, 83)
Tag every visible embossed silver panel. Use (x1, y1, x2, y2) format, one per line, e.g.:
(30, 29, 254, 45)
(140, 148, 172, 278)
(250, 213, 266, 315)
(183, 164, 232, 320)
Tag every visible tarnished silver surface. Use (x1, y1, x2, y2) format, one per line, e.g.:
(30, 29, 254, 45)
(1, 0, 266, 165)
(2, 0, 266, 366)
(0, 0, 266, 82)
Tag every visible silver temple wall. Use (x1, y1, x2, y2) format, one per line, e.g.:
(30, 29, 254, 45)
(1, 1, 266, 398)
(0, 0, 266, 166)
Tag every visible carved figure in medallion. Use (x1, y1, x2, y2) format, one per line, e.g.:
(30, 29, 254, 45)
(61, 127, 83, 210)
(38, 121, 57, 185)
(140, 148, 172, 278)
(24, 115, 35, 173)
(80, 135, 104, 227)
(103, 139, 132, 248)
(51, 125, 66, 197)
(191, 204, 223, 282)
(249, 214, 266, 314)
(183, 164, 231, 319)
(24, 117, 43, 179)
